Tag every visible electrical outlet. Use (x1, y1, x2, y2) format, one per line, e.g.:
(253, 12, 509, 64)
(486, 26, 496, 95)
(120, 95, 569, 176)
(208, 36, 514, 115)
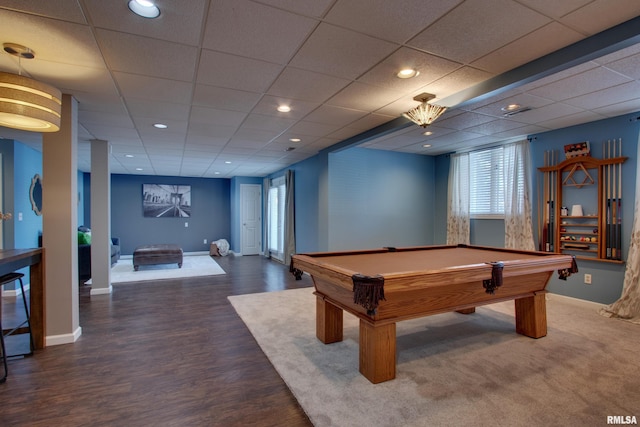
(204, 239, 207, 245)
(584, 274, 592, 284)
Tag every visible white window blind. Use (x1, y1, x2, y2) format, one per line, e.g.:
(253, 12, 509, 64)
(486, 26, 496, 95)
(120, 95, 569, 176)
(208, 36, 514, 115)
(469, 147, 505, 217)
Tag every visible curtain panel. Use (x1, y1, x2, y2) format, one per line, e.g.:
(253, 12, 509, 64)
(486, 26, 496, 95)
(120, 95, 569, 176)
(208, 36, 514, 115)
(447, 152, 470, 245)
(504, 140, 536, 250)
(599, 132, 640, 323)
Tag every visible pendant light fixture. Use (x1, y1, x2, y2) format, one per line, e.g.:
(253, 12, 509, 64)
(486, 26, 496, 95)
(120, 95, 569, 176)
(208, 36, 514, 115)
(0, 43, 62, 132)
(402, 93, 447, 128)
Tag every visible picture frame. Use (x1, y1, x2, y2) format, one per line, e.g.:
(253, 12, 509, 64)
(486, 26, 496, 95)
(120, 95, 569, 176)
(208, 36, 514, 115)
(142, 184, 191, 218)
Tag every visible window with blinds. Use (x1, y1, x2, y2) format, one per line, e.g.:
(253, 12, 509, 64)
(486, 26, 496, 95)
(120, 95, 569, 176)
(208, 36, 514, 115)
(469, 147, 505, 218)
(267, 176, 286, 260)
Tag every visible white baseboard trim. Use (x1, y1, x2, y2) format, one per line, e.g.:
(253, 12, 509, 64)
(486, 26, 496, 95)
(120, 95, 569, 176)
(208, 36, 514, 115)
(1, 282, 30, 297)
(90, 285, 113, 295)
(46, 326, 82, 346)
(548, 292, 604, 309)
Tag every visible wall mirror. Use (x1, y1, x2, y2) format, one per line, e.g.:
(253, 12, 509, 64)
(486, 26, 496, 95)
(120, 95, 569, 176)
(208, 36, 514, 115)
(30, 174, 43, 216)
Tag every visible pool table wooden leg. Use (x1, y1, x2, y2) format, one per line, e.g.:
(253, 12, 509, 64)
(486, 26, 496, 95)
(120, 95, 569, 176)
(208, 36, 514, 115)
(316, 295, 343, 344)
(359, 320, 396, 384)
(514, 292, 547, 338)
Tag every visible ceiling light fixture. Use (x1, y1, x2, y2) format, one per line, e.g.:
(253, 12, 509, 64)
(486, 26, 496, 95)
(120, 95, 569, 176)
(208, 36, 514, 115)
(501, 104, 532, 117)
(396, 68, 419, 79)
(0, 44, 62, 132)
(277, 105, 291, 112)
(128, 0, 161, 19)
(422, 144, 432, 148)
(423, 131, 433, 136)
(153, 123, 167, 129)
(289, 138, 301, 142)
(125, 154, 134, 158)
(402, 93, 447, 128)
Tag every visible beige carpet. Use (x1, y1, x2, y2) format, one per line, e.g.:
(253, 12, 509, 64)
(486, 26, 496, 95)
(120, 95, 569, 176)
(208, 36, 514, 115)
(86, 253, 225, 284)
(229, 287, 640, 427)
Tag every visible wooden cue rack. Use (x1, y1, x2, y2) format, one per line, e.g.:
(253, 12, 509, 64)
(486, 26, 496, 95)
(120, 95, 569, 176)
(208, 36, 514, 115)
(538, 143, 627, 263)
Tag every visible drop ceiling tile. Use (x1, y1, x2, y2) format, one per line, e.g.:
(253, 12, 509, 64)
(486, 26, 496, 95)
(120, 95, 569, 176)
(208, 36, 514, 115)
(528, 67, 632, 101)
(287, 121, 344, 137)
(251, 0, 334, 18)
(324, 0, 462, 43)
(604, 54, 640, 80)
(434, 111, 496, 131)
(536, 110, 606, 129)
(593, 98, 640, 117)
(413, 66, 494, 107)
(203, 0, 317, 64)
(593, 44, 640, 66)
(326, 82, 405, 111)
(232, 127, 281, 143)
(81, 124, 141, 140)
(96, 29, 198, 81)
(357, 47, 462, 91)
(515, 0, 592, 19)
(267, 67, 351, 103)
(304, 105, 368, 127)
(114, 72, 193, 104)
(563, 81, 640, 110)
(471, 22, 584, 75)
(78, 110, 134, 128)
(83, 0, 206, 45)
(192, 85, 262, 112)
(197, 50, 284, 93)
(126, 99, 191, 121)
(240, 114, 297, 133)
(289, 23, 398, 80)
(250, 96, 320, 119)
(558, 0, 640, 35)
(503, 102, 585, 124)
(0, 0, 87, 22)
(187, 122, 238, 139)
(408, 0, 550, 64)
(189, 106, 248, 127)
(0, 9, 104, 68)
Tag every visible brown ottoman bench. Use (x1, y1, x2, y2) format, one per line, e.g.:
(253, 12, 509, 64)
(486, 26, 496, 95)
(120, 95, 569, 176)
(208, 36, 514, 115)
(133, 244, 183, 271)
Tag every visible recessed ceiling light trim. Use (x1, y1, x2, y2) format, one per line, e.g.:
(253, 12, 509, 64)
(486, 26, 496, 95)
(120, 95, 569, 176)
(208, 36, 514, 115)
(277, 105, 291, 112)
(153, 123, 167, 129)
(128, 0, 161, 18)
(396, 68, 419, 79)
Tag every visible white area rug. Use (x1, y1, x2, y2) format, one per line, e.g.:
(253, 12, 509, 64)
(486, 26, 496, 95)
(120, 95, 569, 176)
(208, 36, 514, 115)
(86, 253, 225, 284)
(229, 287, 640, 427)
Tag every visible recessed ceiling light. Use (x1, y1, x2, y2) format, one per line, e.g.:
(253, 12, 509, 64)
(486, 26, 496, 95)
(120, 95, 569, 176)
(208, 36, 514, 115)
(128, 0, 160, 19)
(396, 68, 419, 79)
(423, 131, 433, 136)
(289, 138, 301, 142)
(125, 154, 134, 158)
(214, 171, 220, 175)
(422, 144, 432, 148)
(135, 167, 143, 171)
(224, 161, 232, 164)
(153, 123, 167, 129)
(501, 104, 521, 112)
(277, 105, 291, 112)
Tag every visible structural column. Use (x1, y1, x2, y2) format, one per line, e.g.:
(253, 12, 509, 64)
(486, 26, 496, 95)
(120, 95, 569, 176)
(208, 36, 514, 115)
(42, 94, 81, 345)
(89, 139, 112, 295)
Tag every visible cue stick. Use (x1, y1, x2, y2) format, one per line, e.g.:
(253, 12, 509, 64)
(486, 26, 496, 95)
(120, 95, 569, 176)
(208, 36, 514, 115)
(607, 140, 612, 259)
(537, 166, 543, 251)
(617, 138, 623, 260)
(550, 150, 555, 251)
(543, 151, 549, 251)
(612, 140, 617, 259)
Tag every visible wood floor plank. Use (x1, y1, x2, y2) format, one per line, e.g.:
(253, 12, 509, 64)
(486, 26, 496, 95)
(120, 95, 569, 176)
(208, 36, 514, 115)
(0, 255, 313, 426)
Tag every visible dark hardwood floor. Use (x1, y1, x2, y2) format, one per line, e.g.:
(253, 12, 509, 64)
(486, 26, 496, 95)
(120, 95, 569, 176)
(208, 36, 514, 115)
(0, 255, 314, 426)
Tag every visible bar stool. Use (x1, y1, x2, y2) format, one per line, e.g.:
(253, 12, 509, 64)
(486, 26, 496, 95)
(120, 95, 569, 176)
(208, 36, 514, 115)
(0, 272, 35, 383)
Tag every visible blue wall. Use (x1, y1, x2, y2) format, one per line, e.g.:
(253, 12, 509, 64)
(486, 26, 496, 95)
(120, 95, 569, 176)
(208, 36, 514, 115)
(327, 147, 435, 250)
(110, 174, 231, 254)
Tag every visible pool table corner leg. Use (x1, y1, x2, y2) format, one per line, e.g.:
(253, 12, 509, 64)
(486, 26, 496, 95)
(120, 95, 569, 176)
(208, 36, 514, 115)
(359, 320, 396, 384)
(515, 292, 547, 338)
(316, 295, 343, 344)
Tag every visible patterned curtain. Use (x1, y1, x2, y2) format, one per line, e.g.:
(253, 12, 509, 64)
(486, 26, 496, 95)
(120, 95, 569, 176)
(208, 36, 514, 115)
(447, 152, 470, 245)
(283, 170, 296, 265)
(504, 140, 536, 250)
(599, 132, 640, 324)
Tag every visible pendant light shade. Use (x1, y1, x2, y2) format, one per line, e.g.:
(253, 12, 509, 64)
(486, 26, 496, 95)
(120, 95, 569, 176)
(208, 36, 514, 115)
(0, 71, 62, 132)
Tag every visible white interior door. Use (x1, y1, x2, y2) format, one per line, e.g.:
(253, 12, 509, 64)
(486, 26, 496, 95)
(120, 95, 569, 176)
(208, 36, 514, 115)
(240, 184, 262, 255)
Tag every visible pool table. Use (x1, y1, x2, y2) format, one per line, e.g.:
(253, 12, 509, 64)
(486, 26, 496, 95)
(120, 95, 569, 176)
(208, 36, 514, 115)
(290, 244, 577, 383)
